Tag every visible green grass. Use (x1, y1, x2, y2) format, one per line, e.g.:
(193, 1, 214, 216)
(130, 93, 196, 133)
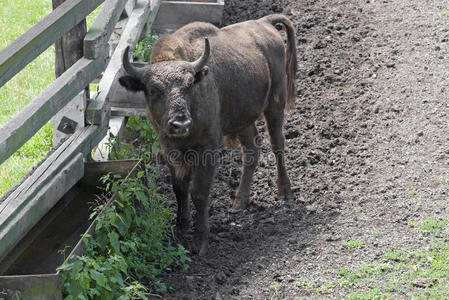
(0, 0, 55, 196)
(343, 240, 365, 251)
(300, 215, 449, 299)
(0, 1, 101, 197)
(411, 217, 447, 235)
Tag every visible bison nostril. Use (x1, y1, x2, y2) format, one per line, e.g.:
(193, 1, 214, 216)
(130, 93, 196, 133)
(176, 119, 191, 127)
(168, 118, 192, 134)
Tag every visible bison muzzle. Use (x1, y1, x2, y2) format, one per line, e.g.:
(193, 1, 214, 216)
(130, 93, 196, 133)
(119, 14, 297, 255)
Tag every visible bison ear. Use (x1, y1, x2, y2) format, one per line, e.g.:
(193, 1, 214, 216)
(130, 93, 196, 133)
(119, 76, 147, 93)
(194, 66, 209, 84)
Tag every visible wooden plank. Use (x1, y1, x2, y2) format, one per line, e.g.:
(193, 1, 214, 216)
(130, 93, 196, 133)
(52, 0, 88, 146)
(93, 116, 127, 161)
(152, 0, 223, 32)
(122, 0, 137, 19)
(86, 0, 160, 125)
(0, 153, 84, 264)
(52, 91, 87, 146)
(0, 274, 62, 299)
(111, 84, 147, 109)
(0, 125, 107, 218)
(111, 107, 147, 117)
(0, 125, 107, 262)
(52, 0, 87, 77)
(0, 57, 106, 166)
(0, 186, 80, 275)
(0, 0, 104, 89)
(84, 0, 127, 59)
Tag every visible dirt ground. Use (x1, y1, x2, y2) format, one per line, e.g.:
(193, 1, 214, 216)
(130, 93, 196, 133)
(154, 0, 449, 298)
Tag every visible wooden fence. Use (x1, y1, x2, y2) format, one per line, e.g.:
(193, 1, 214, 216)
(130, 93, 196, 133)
(0, 0, 161, 264)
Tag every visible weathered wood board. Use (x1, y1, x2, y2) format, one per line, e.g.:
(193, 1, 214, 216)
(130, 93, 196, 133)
(92, 116, 127, 160)
(110, 0, 224, 117)
(152, 0, 224, 32)
(0, 154, 84, 264)
(0, 274, 62, 299)
(0, 0, 104, 89)
(52, 0, 88, 148)
(84, 0, 127, 59)
(111, 83, 147, 110)
(87, 0, 160, 125)
(0, 57, 106, 166)
(0, 125, 107, 263)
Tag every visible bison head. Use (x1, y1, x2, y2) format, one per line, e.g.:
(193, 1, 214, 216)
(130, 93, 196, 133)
(119, 39, 210, 138)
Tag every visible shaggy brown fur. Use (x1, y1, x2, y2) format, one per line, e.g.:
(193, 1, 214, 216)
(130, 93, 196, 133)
(119, 14, 297, 255)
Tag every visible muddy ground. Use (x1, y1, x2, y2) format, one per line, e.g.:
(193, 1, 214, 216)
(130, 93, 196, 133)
(154, 0, 449, 298)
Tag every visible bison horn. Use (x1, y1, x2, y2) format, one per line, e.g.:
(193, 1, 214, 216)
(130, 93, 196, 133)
(122, 46, 145, 79)
(190, 38, 210, 73)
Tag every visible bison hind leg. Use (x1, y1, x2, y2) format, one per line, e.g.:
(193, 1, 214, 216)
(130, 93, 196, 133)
(232, 123, 260, 209)
(264, 92, 293, 201)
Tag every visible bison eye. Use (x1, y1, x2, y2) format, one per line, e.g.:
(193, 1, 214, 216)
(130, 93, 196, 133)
(148, 86, 162, 98)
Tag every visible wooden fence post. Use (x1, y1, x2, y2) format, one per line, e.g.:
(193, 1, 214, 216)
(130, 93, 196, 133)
(51, 0, 89, 146)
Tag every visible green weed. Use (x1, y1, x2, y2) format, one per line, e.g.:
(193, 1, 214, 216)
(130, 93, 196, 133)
(134, 31, 158, 62)
(58, 167, 190, 298)
(371, 229, 382, 238)
(300, 280, 333, 297)
(410, 217, 447, 235)
(331, 221, 449, 298)
(343, 240, 365, 251)
(269, 282, 281, 300)
(344, 289, 387, 300)
(107, 116, 159, 161)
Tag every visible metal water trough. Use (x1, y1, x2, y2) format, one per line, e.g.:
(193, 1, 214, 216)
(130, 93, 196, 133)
(0, 160, 141, 300)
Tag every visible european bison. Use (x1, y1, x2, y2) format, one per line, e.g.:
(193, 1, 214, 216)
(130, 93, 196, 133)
(119, 14, 297, 255)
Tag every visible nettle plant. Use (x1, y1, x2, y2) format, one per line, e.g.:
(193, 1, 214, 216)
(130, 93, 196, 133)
(133, 32, 157, 62)
(107, 116, 160, 161)
(58, 32, 183, 299)
(58, 166, 190, 299)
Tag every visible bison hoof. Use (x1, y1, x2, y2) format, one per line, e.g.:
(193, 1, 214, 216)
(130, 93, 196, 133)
(192, 234, 209, 256)
(193, 232, 209, 256)
(177, 217, 192, 233)
(279, 186, 294, 201)
(232, 197, 249, 210)
(198, 242, 208, 256)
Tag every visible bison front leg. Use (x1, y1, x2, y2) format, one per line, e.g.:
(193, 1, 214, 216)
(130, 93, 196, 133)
(191, 155, 216, 256)
(233, 123, 260, 209)
(170, 166, 192, 233)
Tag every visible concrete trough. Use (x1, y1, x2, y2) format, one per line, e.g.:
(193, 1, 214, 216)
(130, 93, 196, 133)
(0, 160, 142, 300)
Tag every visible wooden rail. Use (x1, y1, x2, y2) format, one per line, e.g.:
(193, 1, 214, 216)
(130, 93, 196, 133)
(0, 57, 106, 166)
(0, 0, 161, 266)
(0, 0, 224, 274)
(87, 0, 159, 125)
(0, 0, 104, 89)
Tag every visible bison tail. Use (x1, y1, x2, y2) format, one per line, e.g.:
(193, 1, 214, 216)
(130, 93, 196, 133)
(262, 14, 297, 112)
